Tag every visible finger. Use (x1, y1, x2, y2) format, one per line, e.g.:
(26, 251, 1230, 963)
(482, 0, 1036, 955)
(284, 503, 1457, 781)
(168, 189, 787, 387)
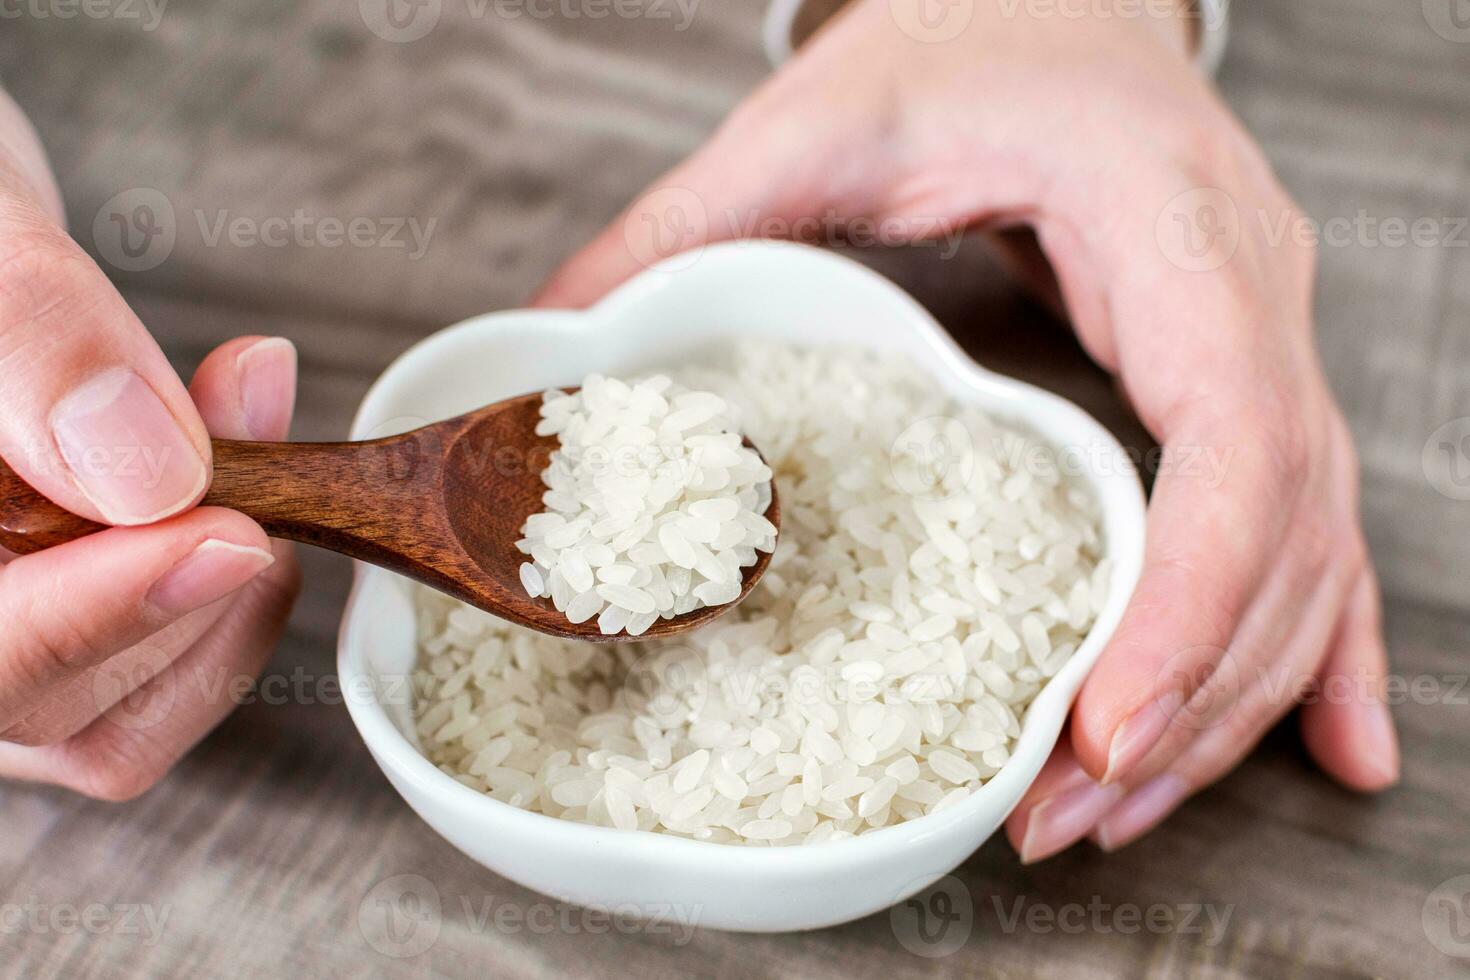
(189, 335, 298, 442)
(1003, 738, 1124, 864)
(1300, 565, 1399, 792)
(0, 507, 272, 729)
(1070, 404, 1298, 786)
(1089, 693, 1281, 853)
(1015, 666, 1279, 861)
(0, 552, 300, 801)
(1086, 570, 1389, 851)
(1011, 579, 1335, 863)
(1, 604, 232, 746)
(0, 190, 211, 525)
(0, 87, 64, 223)
(0, 337, 300, 746)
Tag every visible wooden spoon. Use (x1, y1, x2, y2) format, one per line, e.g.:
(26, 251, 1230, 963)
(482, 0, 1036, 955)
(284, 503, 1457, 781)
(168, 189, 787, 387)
(0, 391, 779, 642)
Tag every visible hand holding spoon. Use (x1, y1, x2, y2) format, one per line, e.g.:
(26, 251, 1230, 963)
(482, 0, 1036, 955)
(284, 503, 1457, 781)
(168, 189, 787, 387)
(0, 391, 779, 642)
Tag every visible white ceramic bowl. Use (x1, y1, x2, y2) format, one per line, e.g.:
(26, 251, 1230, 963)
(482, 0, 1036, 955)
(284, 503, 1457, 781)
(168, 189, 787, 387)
(338, 241, 1146, 933)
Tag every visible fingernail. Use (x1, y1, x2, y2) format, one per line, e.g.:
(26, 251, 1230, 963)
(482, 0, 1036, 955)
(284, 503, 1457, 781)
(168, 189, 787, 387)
(147, 538, 274, 616)
(1103, 690, 1182, 784)
(1360, 700, 1400, 786)
(1019, 780, 1125, 864)
(51, 368, 208, 525)
(237, 338, 297, 440)
(1093, 774, 1190, 852)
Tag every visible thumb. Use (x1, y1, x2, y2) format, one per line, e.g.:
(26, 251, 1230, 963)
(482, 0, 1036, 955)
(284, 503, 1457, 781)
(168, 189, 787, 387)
(0, 196, 212, 527)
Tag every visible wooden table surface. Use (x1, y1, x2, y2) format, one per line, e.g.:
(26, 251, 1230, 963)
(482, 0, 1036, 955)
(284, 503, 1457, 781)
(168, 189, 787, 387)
(2, 1, 1468, 977)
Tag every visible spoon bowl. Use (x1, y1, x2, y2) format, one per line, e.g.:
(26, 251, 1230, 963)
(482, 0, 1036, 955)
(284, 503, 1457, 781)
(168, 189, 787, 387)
(0, 389, 779, 642)
(433, 390, 780, 640)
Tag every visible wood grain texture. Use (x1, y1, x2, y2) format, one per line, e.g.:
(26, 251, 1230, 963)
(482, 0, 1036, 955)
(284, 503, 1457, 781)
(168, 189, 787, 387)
(0, 0, 1467, 978)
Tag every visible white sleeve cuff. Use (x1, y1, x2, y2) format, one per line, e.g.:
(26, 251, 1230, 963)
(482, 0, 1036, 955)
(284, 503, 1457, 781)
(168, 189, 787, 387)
(1197, 0, 1230, 75)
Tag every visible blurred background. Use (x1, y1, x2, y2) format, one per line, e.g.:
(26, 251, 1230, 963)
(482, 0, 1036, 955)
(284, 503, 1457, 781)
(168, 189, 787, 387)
(1, 1, 1467, 976)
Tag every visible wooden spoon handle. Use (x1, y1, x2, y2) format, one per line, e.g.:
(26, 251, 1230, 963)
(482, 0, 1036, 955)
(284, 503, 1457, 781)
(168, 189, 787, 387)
(0, 434, 436, 558)
(0, 459, 104, 553)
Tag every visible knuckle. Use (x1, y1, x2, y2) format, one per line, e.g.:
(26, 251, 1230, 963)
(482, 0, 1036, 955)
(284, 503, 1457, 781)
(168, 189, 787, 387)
(64, 735, 165, 803)
(1265, 402, 1313, 478)
(1152, 104, 1261, 202)
(1232, 389, 1313, 494)
(0, 228, 99, 354)
(1293, 511, 1338, 578)
(2, 580, 116, 680)
(0, 715, 69, 747)
(1166, 113, 1239, 181)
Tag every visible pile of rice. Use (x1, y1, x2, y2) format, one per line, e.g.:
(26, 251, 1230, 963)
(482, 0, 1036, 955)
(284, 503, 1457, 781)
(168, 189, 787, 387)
(413, 342, 1108, 846)
(516, 374, 776, 636)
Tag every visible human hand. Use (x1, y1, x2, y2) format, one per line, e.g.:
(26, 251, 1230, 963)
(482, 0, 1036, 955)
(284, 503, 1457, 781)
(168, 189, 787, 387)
(0, 90, 301, 799)
(530, 0, 1397, 856)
